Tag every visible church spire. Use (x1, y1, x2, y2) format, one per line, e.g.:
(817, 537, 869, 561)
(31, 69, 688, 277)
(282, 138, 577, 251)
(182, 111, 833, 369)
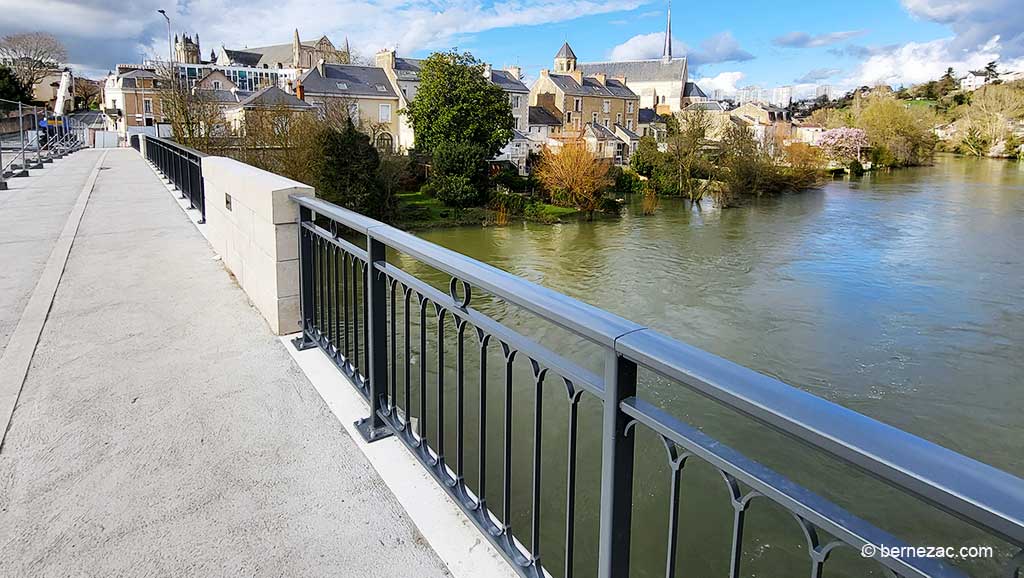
(663, 1, 672, 61)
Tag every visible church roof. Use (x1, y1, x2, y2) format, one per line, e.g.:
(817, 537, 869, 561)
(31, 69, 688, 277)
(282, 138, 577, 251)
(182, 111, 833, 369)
(546, 73, 637, 99)
(299, 64, 398, 98)
(223, 37, 320, 69)
(578, 58, 686, 83)
(683, 81, 706, 98)
(556, 42, 577, 60)
(683, 101, 725, 112)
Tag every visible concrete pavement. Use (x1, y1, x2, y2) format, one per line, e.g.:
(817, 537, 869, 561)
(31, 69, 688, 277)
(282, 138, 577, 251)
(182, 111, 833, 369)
(0, 149, 451, 577)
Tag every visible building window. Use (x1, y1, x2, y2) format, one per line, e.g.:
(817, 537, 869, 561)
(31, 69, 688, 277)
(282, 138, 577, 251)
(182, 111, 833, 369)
(143, 99, 153, 114)
(513, 116, 521, 130)
(212, 80, 221, 90)
(591, 112, 598, 123)
(616, 113, 622, 125)
(627, 119, 634, 131)
(574, 98, 582, 112)
(511, 94, 521, 108)
(604, 118, 609, 127)
(603, 100, 610, 113)
(379, 103, 392, 122)
(566, 111, 573, 123)
(375, 133, 394, 153)
(628, 101, 634, 114)
(348, 102, 359, 121)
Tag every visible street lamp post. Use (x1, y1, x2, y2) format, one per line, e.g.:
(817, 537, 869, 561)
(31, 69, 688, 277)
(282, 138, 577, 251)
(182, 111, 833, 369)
(157, 10, 174, 83)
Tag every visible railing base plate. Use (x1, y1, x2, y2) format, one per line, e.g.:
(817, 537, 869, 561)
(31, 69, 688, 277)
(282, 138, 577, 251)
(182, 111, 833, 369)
(290, 336, 317, 351)
(354, 418, 394, 443)
(0, 181, 7, 190)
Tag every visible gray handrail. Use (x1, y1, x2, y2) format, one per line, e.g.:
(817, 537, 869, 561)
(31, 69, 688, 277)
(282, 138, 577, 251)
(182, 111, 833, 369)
(290, 193, 1024, 548)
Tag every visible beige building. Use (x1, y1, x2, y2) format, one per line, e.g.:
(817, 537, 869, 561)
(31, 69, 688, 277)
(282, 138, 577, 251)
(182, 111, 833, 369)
(214, 30, 350, 71)
(374, 49, 424, 149)
(529, 42, 640, 163)
(730, 102, 793, 143)
(298, 62, 402, 152)
(224, 86, 314, 135)
(103, 67, 167, 138)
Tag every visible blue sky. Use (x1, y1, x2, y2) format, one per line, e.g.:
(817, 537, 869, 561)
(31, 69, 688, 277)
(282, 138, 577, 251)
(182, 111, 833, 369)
(2, 0, 1021, 94)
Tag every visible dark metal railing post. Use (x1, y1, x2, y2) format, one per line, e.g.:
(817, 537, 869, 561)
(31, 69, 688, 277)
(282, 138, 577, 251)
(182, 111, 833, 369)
(292, 205, 317, 352)
(356, 233, 394, 443)
(597, 350, 638, 578)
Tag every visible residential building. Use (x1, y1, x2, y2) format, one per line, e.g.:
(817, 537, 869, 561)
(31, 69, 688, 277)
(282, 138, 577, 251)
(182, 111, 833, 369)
(731, 101, 793, 143)
(224, 85, 314, 135)
(681, 101, 733, 140)
(102, 67, 167, 139)
(737, 85, 770, 104)
(297, 61, 402, 152)
(771, 85, 793, 108)
(578, 4, 691, 114)
(793, 120, 825, 146)
(960, 71, 989, 91)
(526, 105, 563, 149)
(484, 63, 531, 174)
(530, 42, 640, 138)
(710, 89, 726, 101)
(815, 84, 834, 101)
(583, 122, 640, 165)
(375, 49, 424, 149)
(637, 108, 667, 143)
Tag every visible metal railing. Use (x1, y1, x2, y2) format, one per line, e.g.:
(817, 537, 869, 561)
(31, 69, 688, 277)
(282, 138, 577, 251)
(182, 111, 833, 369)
(1, 98, 85, 190)
(290, 194, 1024, 578)
(143, 136, 206, 222)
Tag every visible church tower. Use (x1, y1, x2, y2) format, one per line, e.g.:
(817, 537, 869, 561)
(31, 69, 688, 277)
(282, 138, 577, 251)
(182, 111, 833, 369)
(174, 33, 201, 64)
(554, 42, 577, 73)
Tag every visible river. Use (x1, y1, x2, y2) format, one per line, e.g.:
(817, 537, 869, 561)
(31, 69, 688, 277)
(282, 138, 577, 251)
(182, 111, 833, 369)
(387, 154, 1024, 577)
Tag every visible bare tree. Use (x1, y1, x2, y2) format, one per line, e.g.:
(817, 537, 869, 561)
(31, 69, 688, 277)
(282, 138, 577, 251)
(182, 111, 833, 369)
(0, 32, 67, 87)
(153, 61, 226, 151)
(535, 140, 611, 219)
(75, 79, 102, 109)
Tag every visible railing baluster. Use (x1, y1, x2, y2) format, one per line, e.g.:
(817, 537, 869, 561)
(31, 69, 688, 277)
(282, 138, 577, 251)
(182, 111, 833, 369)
(325, 240, 334, 349)
(354, 235, 391, 442)
(389, 279, 398, 414)
(291, 208, 315, 351)
(501, 342, 517, 533)
(352, 255, 360, 376)
(342, 252, 350, 361)
(333, 243, 341, 357)
(456, 318, 467, 482)
(418, 296, 428, 446)
(661, 439, 687, 578)
(436, 305, 447, 474)
(597, 351, 637, 578)
(477, 328, 491, 512)
(404, 288, 412, 430)
(564, 382, 582, 578)
(530, 360, 547, 564)
(313, 235, 321, 340)
(723, 473, 749, 578)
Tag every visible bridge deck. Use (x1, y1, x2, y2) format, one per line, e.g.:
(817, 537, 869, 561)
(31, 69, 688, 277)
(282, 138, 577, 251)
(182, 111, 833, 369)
(0, 149, 449, 577)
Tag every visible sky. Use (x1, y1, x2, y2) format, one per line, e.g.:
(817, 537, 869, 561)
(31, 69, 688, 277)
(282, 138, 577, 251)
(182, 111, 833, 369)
(1, 0, 1023, 98)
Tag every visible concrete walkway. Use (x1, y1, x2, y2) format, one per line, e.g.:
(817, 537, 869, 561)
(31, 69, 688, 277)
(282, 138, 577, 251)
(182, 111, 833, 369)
(0, 149, 450, 577)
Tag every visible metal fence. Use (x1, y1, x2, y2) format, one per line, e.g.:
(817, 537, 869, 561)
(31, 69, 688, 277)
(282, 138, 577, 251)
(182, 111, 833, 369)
(143, 136, 206, 222)
(289, 194, 1024, 578)
(1, 98, 85, 190)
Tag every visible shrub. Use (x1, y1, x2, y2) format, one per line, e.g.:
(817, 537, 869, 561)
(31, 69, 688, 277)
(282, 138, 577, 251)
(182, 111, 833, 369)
(314, 120, 392, 219)
(434, 174, 480, 208)
(430, 141, 489, 207)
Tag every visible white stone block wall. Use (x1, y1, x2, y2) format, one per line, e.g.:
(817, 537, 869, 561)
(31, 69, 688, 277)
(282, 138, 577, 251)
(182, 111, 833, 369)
(200, 156, 314, 335)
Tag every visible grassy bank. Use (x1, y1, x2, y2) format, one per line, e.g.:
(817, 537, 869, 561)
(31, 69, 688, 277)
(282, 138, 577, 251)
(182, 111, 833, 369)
(393, 191, 578, 230)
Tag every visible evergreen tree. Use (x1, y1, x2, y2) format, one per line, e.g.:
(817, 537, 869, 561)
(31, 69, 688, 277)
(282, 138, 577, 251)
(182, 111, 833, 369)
(0, 65, 32, 111)
(314, 120, 393, 219)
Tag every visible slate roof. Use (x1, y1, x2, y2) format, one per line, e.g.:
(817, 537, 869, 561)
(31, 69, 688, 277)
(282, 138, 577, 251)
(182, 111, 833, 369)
(614, 123, 640, 140)
(233, 86, 313, 109)
(585, 122, 619, 141)
(393, 58, 424, 82)
(223, 39, 316, 69)
(637, 108, 662, 124)
(300, 64, 398, 98)
(223, 48, 263, 67)
(546, 73, 638, 99)
(556, 43, 577, 60)
(201, 89, 253, 104)
(490, 69, 528, 93)
(528, 106, 562, 126)
(578, 58, 686, 83)
(683, 101, 726, 112)
(683, 82, 707, 98)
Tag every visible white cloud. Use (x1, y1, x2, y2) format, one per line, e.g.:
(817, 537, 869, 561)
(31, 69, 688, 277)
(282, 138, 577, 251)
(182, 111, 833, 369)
(773, 30, 867, 48)
(900, 0, 1024, 57)
(695, 71, 744, 95)
(608, 31, 753, 67)
(0, 0, 648, 74)
(846, 36, 1013, 88)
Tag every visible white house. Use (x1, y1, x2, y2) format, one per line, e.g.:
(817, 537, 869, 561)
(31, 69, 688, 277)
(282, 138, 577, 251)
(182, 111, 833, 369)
(960, 71, 989, 91)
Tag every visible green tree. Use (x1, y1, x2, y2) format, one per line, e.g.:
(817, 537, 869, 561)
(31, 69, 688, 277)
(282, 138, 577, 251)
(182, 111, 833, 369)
(629, 135, 661, 177)
(0, 65, 32, 111)
(404, 50, 515, 158)
(314, 119, 393, 219)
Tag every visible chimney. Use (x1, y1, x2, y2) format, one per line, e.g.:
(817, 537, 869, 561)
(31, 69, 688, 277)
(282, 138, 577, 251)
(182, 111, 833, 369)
(375, 48, 396, 70)
(571, 70, 583, 85)
(316, 58, 324, 77)
(482, 63, 492, 79)
(540, 69, 550, 77)
(507, 65, 522, 80)
(613, 75, 626, 84)
(295, 78, 305, 101)
(594, 72, 607, 86)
